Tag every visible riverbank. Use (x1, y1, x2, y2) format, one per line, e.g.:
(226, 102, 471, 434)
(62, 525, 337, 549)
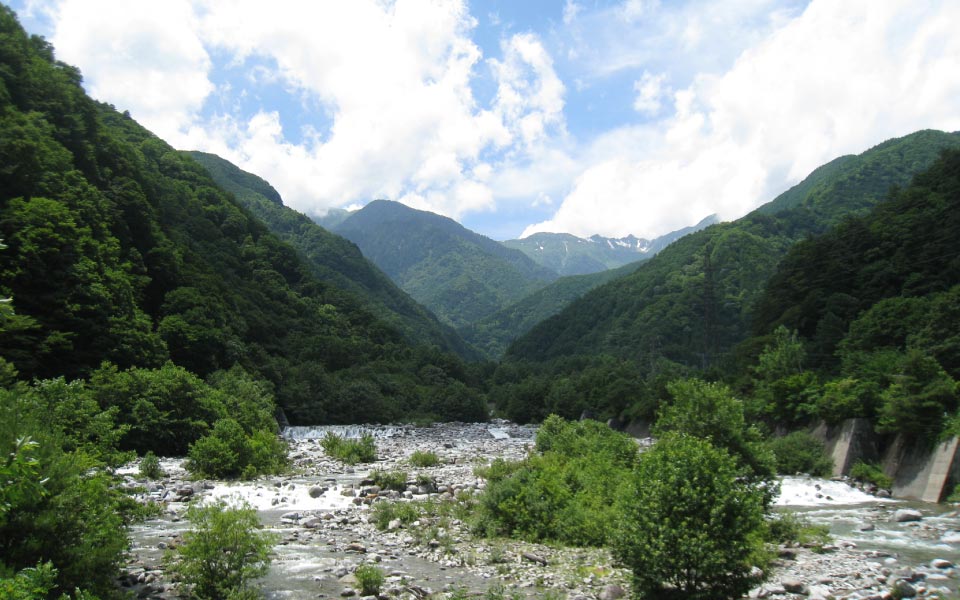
(118, 422, 960, 599)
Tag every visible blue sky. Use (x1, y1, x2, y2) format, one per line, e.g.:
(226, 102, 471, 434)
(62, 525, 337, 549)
(11, 0, 960, 240)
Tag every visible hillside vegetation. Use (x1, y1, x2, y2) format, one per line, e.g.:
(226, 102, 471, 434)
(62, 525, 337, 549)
(495, 130, 960, 425)
(187, 151, 477, 359)
(334, 200, 558, 328)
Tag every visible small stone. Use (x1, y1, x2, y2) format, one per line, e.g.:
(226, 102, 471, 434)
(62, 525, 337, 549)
(303, 517, 322, 528)
(388, 519, 402, 531)
(859, 522, 876, 531)
(892, 580, 917, 598)
(309, 486, 327, 498)
(281, 511, 301, 522)
(347, 543, 366, 553)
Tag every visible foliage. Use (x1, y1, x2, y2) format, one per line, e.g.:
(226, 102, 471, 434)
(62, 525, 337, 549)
(353, 564, 385, 596)
(370, 501, 421, 531)
(849, 461, 893, 490)
(876, 349, 958, 439)
(139, 451, 164, 479)
(0, 387, 128, 598)
(408, 450, 440, 467)
(370, 468, 408, 491)
(166, 500, 277, 600)
(186, 419, 287, 479)
(767, 432, 833, 476)
(612, 434, 767, 600)
(655, 379, 777, 499)
(767, 511, 831, 549)
(475, 416, 638, 546)
(0, 562, 59, 600)
(320, 433, 377, 465)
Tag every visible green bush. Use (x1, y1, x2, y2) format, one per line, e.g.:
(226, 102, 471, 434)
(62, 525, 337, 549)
(408, 450, 440, 467)
(139, 451, 165, 479)
(0, 390, 130, 597)
(320, 432, 377, 465)
(354, 564, 385, 596)
(612, 433, 767, 600)
(768, 431, 833, 476)
(370, 501, 421, 531)
(657, 379, 777, 504)
(370, 468, 408, 491)
(849, 461, 893, 489)
(475, 415, 638, 546)
(166, 500, 277, 600)
(767, 511, 830, 548)
(187, 418, 288, 479)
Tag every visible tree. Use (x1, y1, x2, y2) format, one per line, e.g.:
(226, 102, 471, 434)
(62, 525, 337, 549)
(877, 349, 958, 439)
(167, 500, 277, 600)
(656, 379, 776, 499)
(613, 434, 766, 600)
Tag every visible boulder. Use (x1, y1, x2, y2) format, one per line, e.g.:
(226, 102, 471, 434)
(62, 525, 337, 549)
(893, 509, 923, 523)
(781, 578, 807, 594)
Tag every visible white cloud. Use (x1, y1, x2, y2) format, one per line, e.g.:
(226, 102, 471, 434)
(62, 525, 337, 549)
(49, 0, 212, 136)
(633, 70, 668, 115)
(524, 0, 960, 239)
(37, 0, 570, 222)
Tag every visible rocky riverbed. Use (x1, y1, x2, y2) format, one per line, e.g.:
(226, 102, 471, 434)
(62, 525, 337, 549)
(116, 422, 960, 600)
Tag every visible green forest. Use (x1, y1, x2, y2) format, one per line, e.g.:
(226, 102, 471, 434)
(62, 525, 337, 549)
(3, 2, 960, 598)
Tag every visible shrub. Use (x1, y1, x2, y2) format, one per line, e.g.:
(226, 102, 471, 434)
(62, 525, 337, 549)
(166, 500, 277, 600)
(409, 450, 440, 467)
(612, 434, 766, 600)
(767, 511, 830, 548)
(139, 451, 165, 479)
(354, 564, 385, 596)
(370, 501, 421, 531)
(475, 416, 638, 546)
(768, 431, 833, 476)
(849, 461, 893, 490)
(186, 419, 287, 479)
(370, 468, 408, 491)
(320, 432, 377, 465)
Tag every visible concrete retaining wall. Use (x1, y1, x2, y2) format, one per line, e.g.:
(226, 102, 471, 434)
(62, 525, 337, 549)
(809, 418, 960, 502)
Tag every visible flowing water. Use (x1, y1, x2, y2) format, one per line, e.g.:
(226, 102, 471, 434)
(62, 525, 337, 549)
(126, 427, 960, 598)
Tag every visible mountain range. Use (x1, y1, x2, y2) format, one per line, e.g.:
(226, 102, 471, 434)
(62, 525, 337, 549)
(502, 215, 718, 276)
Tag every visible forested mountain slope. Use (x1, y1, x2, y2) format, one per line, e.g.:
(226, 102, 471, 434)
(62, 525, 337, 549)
(505, 130, 960, 368)
(0, 10, 484, 424)
(752, 148, 960, 377)
(187, 151, 477, 359)
(334, 200, 558, 328)
(461, 260, 643, 358)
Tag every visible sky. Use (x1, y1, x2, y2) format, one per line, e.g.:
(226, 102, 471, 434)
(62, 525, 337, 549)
(10, 0, 960, 241)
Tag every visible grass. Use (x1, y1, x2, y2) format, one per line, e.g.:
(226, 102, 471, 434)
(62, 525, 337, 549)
(409, 450, 441, 467)
(370, 468, 409, 491)
(354, 564, 385, 596)
(849, 460, 893, 490)
(320, 432, 377, 465)
(370, 501, 421, 530)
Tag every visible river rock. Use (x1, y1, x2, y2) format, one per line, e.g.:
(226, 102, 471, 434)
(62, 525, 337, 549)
(931, 558, 953, 569)
(892, 579, 917, 597)
(782, 578, 807, 594)
(309, 485, 326, 498)
(893, 509, 923, 523)
(598, 584, 626, 600)
(303, 517, 322, 528)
